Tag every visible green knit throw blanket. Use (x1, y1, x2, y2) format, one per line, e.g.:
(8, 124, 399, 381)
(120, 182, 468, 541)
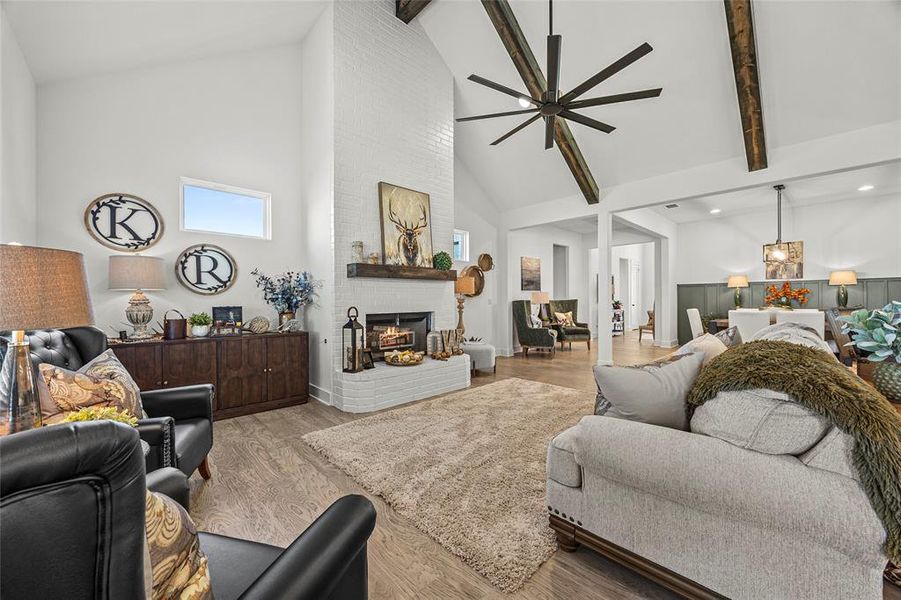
(687, 340, 901, 563)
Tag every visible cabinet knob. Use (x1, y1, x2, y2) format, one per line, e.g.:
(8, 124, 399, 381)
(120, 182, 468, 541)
(163, 381, 168, 386)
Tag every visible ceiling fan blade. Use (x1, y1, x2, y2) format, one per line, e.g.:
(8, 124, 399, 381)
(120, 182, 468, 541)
(468, 74, 539, 106)
(566, 88, 663, 110)
(456, 108, 539, 122)
(547, 34, 562, 97)
(559, 42, 654, 104)
(559, 110, 616, 133)
(545, 115, 556, 149)
(490, 114, 542, 145)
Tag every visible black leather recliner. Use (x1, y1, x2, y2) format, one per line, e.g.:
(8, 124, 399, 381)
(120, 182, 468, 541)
(0, 421, 377, 600)
(0, 327, 214, 479)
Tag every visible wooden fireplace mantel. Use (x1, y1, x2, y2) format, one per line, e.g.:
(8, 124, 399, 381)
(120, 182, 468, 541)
(346, 263, 457, 281)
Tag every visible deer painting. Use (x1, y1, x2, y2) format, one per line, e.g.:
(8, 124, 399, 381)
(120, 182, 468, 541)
(379, 183, 434, 267)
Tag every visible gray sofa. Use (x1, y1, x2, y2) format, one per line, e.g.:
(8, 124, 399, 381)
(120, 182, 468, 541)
(546, 416, 887, 599)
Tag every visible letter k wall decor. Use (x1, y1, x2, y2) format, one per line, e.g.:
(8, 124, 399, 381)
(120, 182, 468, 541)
(175, 244, 237, 295)
(84, 193, 164, 251)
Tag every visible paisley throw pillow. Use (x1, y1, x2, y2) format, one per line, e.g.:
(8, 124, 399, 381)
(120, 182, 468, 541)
(554, 311, 575, 326)
(38, 350, 142, 424)
(145, 491, 213, 600)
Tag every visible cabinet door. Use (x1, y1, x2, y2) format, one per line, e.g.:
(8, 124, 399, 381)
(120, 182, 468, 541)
(162, 340, 217, 388)
(217, 337, 267, 410)
(266, 334, 308, 402)
(112, 345, 163, 391)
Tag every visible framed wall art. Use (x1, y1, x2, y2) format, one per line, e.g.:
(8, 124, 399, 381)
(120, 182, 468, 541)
(175, 244, 237, 295)
(520, 257, 541, 291)
(84, 193, 163, 251)
(378, 182, 434, 268)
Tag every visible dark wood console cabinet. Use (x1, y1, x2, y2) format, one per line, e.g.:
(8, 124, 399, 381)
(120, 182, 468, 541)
(111, 332, 309, 420)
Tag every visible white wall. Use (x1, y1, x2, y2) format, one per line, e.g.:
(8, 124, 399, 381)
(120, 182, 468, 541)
(329, 0, 454, 408)
(301, 7, 335, 403)
(1, 8, 37, 244)
(454, 157, 499, 345)
(36, 45, 306, 332)
(675, 194, 901, 283)
(508, 224, 589, 350)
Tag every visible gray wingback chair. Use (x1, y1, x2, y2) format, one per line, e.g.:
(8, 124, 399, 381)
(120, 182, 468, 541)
(512, 300, 556, 357)
(548, 299, 591, 350)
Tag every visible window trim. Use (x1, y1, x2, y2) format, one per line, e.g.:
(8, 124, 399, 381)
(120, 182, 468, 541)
(452, 229, 470, 263)
(179, 176, 272, 240)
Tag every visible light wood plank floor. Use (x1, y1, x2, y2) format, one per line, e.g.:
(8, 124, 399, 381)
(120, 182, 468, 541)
(189, 332, 899, 600)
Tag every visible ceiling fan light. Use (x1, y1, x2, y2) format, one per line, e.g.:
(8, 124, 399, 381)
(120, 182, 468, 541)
(518, 97, 532, 108)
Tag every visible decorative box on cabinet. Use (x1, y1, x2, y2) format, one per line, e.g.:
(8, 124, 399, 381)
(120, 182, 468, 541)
(111, 332, 309, 420)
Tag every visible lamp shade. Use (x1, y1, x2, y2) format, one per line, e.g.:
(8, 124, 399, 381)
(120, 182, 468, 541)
(108, 255, 167, 291)
(455, 275, 476, 296)
(828, 270, 857, 286)
(531, 291, 550, 305)
(0, 245, 94, 330)
(727, 275, 749, 288)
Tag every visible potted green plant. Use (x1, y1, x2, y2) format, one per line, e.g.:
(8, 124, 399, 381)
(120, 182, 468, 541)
(840, 301, 901, 403)
(188, 312, 213, 337)
(433, 251, 453, 271)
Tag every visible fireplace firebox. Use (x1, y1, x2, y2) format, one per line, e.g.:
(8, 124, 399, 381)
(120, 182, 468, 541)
(365, 312, 431, 359)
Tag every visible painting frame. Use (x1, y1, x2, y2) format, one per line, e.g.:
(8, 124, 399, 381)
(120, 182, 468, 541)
(763, 240, 804, 279)
(378, 182, 434, 268)
(520, 257, 541, 291)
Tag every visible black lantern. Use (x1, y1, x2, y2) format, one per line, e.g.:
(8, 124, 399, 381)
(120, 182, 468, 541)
(343, 306, 364, 373)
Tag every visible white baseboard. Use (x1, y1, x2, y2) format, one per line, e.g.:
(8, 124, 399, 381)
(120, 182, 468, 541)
(654, 339, 679, 348)
(309, 383, 332, 406)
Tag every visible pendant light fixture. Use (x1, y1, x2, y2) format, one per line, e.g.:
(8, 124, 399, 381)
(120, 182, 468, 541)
(762, 184, 804, 279)
(770, 184, 786, 261)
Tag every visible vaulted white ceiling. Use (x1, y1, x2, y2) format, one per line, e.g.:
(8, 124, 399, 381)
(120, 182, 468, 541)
(1, 0, 327, 83)
(419, 0, 901, 210)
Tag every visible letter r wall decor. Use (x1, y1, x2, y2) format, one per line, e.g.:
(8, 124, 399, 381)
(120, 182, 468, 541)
(175, 244, 237, 295)
(84, 193, 164, 251)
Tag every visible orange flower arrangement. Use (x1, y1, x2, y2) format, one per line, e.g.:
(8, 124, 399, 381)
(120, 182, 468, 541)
(764, 281, 811, 307)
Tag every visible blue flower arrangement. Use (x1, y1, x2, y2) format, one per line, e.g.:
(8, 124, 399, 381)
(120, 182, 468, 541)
(251, 269, 322, 314)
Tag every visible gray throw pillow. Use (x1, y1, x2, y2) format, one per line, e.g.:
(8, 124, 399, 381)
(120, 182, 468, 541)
(593, 352, 705, 430)
(714, 325, 742, 348)
(690, 388, 831, 455)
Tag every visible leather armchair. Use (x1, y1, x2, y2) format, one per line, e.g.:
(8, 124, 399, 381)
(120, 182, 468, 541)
(0, 327, 214, 479)
(0, 422, 377, 600)
(512, 300, 556, 356)
(548, 299, 591, 350)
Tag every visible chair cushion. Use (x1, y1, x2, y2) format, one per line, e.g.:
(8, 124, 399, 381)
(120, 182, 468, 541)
(561, 326, 590, 337)
(198, 532, 282, 600)
(593, 352, 705, 430)
(174, 418, 213, 475)
(690, 389, 832, 455)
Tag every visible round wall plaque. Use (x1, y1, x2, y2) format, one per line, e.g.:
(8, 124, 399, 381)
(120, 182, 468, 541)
(175, 244, 237, 295)
(84, 193, 163, 251)
(477, 253, 494, 272)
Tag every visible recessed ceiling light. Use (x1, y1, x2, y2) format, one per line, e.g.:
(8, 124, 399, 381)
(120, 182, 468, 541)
(518, 97, 531, 108)
(665, 203, 679, 209)
(858, 184, 874, 192)
(709, 208, 721, 214)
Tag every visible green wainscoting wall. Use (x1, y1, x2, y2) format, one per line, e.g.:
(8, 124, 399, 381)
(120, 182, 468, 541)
(676, 277, 901, 344)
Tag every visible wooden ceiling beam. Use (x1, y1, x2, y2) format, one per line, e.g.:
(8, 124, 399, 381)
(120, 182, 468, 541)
(396, 0, 433, 24)
(481, 0, 600, 204)
(724, 0, 768, 171)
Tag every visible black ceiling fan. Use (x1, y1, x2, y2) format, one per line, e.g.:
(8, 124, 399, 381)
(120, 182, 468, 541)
(456, 0, 662, 150)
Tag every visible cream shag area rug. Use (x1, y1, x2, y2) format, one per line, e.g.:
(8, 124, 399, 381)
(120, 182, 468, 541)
(303, 378, 593, 593)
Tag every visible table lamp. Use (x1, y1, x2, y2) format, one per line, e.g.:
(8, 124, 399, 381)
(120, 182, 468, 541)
(531, 291, 550, 321)
(727, 275, 749, 308)
(454, 276, 476, 335)
(0, 245, 94, 434)
(828, 271, 857, 308)
(108, 255, 166, 340)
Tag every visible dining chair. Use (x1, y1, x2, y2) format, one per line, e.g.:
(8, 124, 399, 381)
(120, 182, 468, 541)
(775, 310, 825, 339)
(729, 310, 771, 342)
(686, 308, 704, 339)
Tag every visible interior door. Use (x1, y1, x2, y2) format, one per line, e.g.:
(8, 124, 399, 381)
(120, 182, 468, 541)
(112, 345, 162, 391)
(217, 337, 267, 411)
(629, 262, 641, 330)
(266, 334, 308, 403)
(162, 340, 217, 389)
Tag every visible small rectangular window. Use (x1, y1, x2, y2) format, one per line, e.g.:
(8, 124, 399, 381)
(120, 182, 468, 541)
(180, 177, 271, 239)
(452, 229, 469, 262)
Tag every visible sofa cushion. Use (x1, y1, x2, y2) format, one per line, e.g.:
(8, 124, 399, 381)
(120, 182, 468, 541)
(674, 333, 727, 365)
(714, 325, 742, 348)
(593, 352, 705, 430)
(690, 389, 831, 455)
(799, 426, 859, 481)
(750, 322, 835, 358)
(547, 427, 581, 487)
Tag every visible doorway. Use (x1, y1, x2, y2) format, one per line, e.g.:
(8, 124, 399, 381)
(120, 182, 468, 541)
(553, 244, 569, 298)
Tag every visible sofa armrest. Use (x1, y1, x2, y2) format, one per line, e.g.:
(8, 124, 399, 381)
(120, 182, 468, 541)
(239, 495, 376, 600)
(573, 416, 885, 563)
(136, 416, 176, 470)
(146, 467, 190, 510)
(141, 384, 214, 421)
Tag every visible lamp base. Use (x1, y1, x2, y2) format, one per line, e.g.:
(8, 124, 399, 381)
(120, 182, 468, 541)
(836, 285, 849, 309)
(1, 331, 42, 435)
(734, 288, 743, 309)
(456, 295, 466, 336)
(126, 289, 155, 340)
